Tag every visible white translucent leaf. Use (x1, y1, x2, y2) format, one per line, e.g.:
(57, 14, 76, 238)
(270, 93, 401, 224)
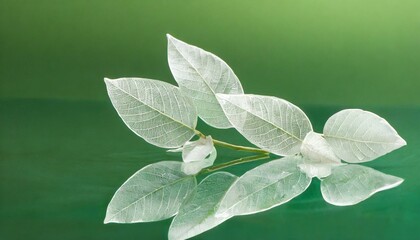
(299, 132, 343, 178)
(216, 155, 311, 217)
(182, 136, 214, 163)
(323, 109, 406, 163)
(321, 164, 403, 206)
(168, 172, 237, 240)
(298, 164, 335, 179)
(301, 132, 341, 164)
(167, 34, 244, 129)
(217, 94, 313, 156)
(181, 147, 217, 175)
(104, 161, 196, 223)
(104, 78, 197, 148)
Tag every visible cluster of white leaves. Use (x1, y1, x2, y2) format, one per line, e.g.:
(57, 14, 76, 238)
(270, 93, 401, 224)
(105, 34, 246, 146)
(168, 172, 237, 240)
(296, 109, 406, 206)
(104, 35, 244, 239)
(167, 34, 244, 129)
(168, 156, 311, 240)
(104, 35, 407, 239)
(216, 155, 311, 217)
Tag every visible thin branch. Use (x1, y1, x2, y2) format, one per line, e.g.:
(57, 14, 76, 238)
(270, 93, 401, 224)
(199, 154, 270, 174)
(195, 130, 269, 155)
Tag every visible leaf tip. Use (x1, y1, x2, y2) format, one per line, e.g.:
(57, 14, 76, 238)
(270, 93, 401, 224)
(393, 176, 404, 187)
(103, 209, 118, 224)
(396, 136, 407, 148)
(103, 215, 112, 224)
(166, 34, 177, 43)
(104, 78, 114, 86)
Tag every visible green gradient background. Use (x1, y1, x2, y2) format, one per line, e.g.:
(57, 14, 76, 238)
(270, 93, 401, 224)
(1, 1, 420, 240)
(1, 0, 420, 106)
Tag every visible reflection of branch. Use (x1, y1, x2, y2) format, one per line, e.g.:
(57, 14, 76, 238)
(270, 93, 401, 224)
(195, 130, 270, 155)
(199, 154, 271, 174)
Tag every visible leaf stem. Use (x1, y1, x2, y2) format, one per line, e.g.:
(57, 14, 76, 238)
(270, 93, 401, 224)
(195, 130, 269, 155)
(212, 139, 269, 154)
(199, 154, 270, 174)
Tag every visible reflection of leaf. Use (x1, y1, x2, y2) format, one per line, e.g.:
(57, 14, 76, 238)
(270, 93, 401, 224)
(104, 161, 196, 223)
(323, 109, 406, 163)
(167, 34, 244, 129)
(217, 94, 312, 156)
(216, 156, 311, 217)
(169, 172, 237, 240)
(321, 164, 403, 206)
(299, 132, 343, 178)
(104, 78, 197, 148)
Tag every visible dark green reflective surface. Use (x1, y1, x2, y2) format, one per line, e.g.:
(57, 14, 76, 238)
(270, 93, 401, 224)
(1, 100, 419, 239)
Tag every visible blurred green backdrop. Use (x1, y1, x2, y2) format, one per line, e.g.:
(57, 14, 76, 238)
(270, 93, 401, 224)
(1, 0, 419, 106)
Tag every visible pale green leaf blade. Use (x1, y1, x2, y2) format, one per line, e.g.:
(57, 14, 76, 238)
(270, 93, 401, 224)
(104, 161, 196, 223)
(216, 94, 313, 156)
(167, 34, 244, 129)
(168, 172, 237, 240)
(321, 164, 403, 206)
(216, 156, 311, 217)
(323, 109, 406, 163)
(104, 78, 197, 148)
